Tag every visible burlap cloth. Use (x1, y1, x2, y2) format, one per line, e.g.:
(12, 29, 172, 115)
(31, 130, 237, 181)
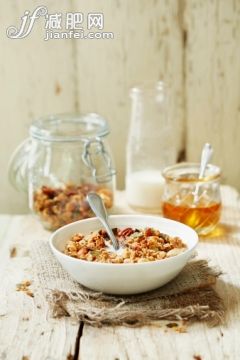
(32, 241, 225, 327)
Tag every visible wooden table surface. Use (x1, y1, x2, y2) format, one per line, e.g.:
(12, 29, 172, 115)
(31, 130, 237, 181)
(0, 186, 240, 360)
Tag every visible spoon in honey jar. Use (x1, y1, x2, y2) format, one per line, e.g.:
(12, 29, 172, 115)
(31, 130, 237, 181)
(87, 192, 123, 254)
(193, 143, 213, 204)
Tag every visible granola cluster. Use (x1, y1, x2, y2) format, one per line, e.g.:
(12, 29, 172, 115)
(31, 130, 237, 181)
(64, 227, 187, 263)
(33, 184, 113, 230)
(16, 280, 34, 298)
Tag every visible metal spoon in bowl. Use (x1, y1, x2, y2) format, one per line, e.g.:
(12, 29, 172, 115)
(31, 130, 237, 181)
(193, 143, 213, 204)
(87, 192, 122, 254)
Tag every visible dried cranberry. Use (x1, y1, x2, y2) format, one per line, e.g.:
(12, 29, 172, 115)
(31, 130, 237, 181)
(42, 186, 57, 199)
(145, 228, 153, 237)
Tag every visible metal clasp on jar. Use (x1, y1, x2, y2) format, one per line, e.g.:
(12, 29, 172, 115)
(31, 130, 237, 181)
(82, 137, 116, 183)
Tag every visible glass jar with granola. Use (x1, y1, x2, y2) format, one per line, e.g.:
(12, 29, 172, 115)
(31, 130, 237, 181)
(8, 113, 116, 230)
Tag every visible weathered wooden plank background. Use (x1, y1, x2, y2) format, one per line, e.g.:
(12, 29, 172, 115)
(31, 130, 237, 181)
(185, 0, 240, 187)
(0, 0, 239, 213)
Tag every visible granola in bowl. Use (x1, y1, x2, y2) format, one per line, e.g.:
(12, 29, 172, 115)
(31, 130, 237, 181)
(50, 215, 198, 294)
(64, 227, 187, 264)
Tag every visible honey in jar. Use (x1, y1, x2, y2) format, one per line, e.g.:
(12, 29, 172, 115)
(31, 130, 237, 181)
(162, 163, 221, 235)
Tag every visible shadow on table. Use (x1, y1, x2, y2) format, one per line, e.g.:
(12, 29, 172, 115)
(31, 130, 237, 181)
(215, 278, 240, 325)
(200, 223, 240, 245)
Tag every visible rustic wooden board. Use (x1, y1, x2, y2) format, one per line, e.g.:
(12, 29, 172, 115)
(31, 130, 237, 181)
(185, 0, 240, 191)
(79, 186, 240, 359)
(0, 216, 80, 360)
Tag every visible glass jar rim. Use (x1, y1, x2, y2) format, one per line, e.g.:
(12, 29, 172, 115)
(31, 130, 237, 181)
(30, 113, 109, 142)
(162, 162, 221, 182)
(130, 80, 166, 96)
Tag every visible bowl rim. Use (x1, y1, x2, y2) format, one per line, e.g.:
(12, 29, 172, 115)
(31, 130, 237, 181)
(49, 214, 198, 268)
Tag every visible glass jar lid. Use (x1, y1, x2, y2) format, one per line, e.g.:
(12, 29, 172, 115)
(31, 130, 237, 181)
(30, 113, 109, 142)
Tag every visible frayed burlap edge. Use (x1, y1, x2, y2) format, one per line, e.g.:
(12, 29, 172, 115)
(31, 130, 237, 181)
(48, 286, 225, 327)
(46, 276, 225, 328)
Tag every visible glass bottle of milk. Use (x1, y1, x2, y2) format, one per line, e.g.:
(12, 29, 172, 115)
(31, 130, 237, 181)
(126, 81, 176, 213)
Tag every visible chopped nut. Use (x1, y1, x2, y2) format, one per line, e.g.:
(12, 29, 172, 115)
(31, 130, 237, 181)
(193, 356, 202, 360)
(156, 251, 166, 260)
(170, 236, 185, 248)
(147, 236, 161, 249)
(10, 246, 17, 258)
(26, 290, 34, 298)
(166, 322, 179, 328)
(119, 228, 134, 237)
(166, 322, 187, 333)
(16, 280, 34, 297)
(175, 325, 187, 333)
(16, 280, 31, 291)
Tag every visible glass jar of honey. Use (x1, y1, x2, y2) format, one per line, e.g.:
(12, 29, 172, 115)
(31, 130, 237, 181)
(162, 163, 221, 235)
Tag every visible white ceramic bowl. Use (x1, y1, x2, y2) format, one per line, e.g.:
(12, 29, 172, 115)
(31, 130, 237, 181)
(49, 215, 198, 295)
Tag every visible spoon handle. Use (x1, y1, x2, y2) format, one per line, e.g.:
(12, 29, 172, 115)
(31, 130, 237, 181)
(199, 143, 213, 179)
(87, 192, 119, 250)
(193, 143, 213, 203)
